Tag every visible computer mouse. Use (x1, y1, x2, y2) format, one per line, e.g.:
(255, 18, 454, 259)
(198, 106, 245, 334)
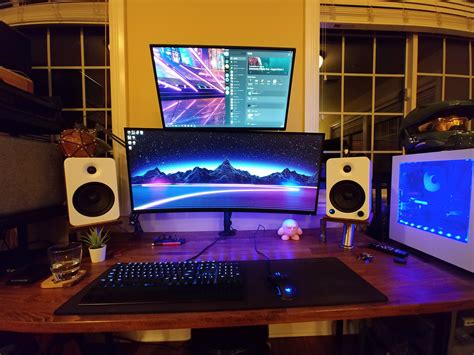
(267, 271, 296, 301)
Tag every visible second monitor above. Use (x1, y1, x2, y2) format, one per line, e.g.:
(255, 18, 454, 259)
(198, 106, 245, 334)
(150, 45, 296, 130)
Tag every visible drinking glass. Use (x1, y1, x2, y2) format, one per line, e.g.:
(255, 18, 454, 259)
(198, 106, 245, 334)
(47, 242, 83, 282)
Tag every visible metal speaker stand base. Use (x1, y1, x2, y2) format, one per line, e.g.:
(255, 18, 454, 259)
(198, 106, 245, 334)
(339, 222, 356, 249)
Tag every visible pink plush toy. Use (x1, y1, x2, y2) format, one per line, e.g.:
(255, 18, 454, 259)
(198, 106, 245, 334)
(278, 219, 303, 241)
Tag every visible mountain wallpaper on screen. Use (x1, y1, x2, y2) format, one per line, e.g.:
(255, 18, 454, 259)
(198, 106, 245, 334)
(132, 159, 318, 186)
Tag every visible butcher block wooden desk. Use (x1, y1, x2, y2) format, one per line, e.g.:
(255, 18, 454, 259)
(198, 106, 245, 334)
(0, 228, 473, 334)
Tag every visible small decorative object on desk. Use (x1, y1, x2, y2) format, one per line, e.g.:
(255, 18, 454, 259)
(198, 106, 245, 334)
(278, 219, 303, 241)
(59, 128, 98, 157)
(44, 242, 86, 288)
(58, 128, 112, 158)
(80, 226, 110, 263)
(47, 242, 83, 281)
(41, 270, 86, 289)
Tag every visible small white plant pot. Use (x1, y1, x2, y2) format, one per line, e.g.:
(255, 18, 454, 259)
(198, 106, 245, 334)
(89, 245, 107, 263)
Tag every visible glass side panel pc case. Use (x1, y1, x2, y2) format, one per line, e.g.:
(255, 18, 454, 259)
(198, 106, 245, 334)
(390, 148, 474, 272)
(124, 129, 324, 215)
(150, 45, 295, 130)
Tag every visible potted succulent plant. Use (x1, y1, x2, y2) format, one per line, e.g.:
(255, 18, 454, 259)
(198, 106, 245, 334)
(80, 226, 110, 263)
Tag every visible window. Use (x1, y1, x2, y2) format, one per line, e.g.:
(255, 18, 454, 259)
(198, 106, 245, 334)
(417, 35, 472, 106)
(17, 25, 112, 147)
(319, 30, 406, 180)
(320, 30, 474, 180)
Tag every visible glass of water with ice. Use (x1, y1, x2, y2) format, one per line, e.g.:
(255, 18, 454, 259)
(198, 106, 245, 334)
(47, 242, 83, 282)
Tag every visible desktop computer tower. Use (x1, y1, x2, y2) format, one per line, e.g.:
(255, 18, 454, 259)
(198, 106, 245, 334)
(389, 149, 474, 272)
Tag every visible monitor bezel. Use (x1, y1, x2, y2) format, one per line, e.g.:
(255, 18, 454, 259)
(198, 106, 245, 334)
(124, 127, 324, 215)
(149, 44, 296, 131)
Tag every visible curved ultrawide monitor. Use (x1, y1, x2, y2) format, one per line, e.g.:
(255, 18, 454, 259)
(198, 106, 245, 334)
(125, 129, 324, 214)
(150, 45, 295, 129)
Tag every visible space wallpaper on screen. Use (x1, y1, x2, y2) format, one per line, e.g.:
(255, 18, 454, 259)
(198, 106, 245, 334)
(126, 130, 323, 213)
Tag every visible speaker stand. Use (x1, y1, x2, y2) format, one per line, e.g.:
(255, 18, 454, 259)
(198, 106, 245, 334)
(340, 223, 356, 249)
(320, 215, 371, 249)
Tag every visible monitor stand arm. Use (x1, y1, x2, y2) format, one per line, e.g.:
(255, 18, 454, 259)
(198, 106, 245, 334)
(129, 213, 143, 235)
(219, 211, 236, 237)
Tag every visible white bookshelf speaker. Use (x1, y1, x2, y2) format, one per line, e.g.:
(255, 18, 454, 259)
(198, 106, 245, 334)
(64, 157, 120, 226)
(326, 156, 372, 221)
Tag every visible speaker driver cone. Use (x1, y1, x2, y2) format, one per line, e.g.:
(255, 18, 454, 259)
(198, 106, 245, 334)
(72, 182, 115, 217)
(329, 180, 366, 213)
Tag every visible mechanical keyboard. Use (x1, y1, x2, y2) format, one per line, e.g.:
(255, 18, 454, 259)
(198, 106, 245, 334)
(79, 261, 244, 306)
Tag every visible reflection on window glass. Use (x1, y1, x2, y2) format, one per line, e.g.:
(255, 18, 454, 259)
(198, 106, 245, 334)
(320, 35, 342, 72)
(418, 36, 442, 73)
(50, 27, 81, 66)
(19, 24, 111, 138)
(84, 27, 109, 66)
(318, 29, 415, 181)
(86, 111, 113, 147)
(85, 69, 111, 108)
(376, 36, 405, 74)
(18, 27, 47, 66)
(320, 152, 341, 189)
(343, 115, 371, 151)
(320, 75, 341, 112)
(319, 29, 474, 186)
(51, 69, 82, 108)
(375, 77, 404, 113)
(86, 111, 108, 129)
(445, 77, 469, 101)
(319, 114, 341, 142)
(344, 76, 372, 112)
(374, 116, 401, 151)
(344, 36, 373, 73)
(446, 38, 469, 75)
(417, 76, 442, 106)
(61, 111, 84, 128)
(472, 42, 474, 76)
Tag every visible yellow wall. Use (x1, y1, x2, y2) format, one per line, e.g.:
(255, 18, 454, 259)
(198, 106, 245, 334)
(125, 0, 306, 132)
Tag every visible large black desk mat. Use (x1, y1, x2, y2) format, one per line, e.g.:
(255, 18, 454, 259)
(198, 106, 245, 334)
(55, 257, 387, 315)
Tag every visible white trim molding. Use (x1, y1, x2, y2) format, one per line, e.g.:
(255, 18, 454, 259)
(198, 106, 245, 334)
(108, 0, 130, 216)
(305, 0, 320, 133)
(320, 0, 474, 38)
(1, 2, 108, 26)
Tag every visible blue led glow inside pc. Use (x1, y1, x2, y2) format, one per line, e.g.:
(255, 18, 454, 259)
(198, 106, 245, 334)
(390, 148, 474, 272)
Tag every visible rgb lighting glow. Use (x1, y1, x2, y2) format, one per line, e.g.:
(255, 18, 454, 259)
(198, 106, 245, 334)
(397, 159, 473, 244)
